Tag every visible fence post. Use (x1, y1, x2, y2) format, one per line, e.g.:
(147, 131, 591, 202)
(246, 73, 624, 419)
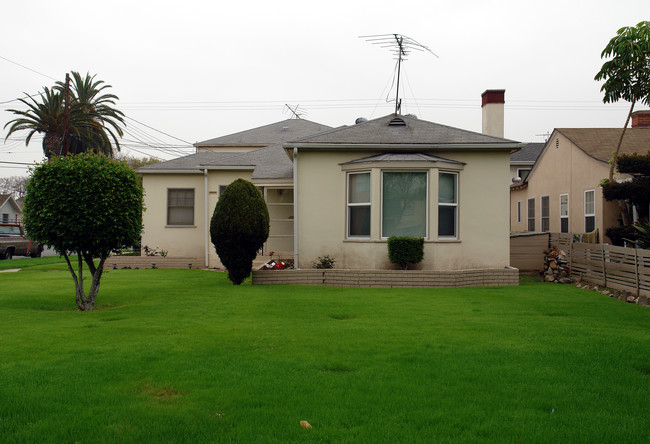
(634, 247, 640, 297)
(601, 245, 607, 288)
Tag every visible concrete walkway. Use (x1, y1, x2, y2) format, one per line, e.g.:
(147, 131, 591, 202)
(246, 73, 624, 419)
(0, 268, 21, 273)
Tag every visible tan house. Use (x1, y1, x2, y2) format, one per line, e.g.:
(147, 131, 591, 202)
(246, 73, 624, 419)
(510, 110, 650, 242)
(140, 90, 523, 271)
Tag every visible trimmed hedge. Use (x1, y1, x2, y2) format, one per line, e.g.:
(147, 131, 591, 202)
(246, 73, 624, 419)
(210, 179, 269, 285)
(387, 236, 424, 270)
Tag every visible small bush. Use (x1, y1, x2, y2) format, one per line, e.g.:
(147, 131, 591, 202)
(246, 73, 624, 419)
(387, 237, 424, 270)
(312, 255, 336, 269)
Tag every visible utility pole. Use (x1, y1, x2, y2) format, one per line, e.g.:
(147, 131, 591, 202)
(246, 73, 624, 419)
(62, 73, 70, 156)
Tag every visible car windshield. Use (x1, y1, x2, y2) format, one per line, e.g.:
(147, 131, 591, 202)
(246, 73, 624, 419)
(0, 226, 21, 235)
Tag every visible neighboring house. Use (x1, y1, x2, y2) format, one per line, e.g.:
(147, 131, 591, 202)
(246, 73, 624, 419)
(0, 194, 22, 223)
(510, 110, 650, 242)
(510, 143, 544, 183)
(139, 119, 332, 267)
(140, 90, 523, 271)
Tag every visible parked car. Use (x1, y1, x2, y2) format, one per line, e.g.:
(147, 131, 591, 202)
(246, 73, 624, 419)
(0, 223, 43, 259)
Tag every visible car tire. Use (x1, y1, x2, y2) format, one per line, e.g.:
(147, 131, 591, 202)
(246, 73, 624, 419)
(4, 249, 13, 260)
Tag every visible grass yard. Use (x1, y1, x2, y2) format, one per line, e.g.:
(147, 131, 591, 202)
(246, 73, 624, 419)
(0, 259, 649, 443)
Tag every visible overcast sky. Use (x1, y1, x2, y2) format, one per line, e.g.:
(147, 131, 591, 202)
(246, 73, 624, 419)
(1, 0, 648, 177)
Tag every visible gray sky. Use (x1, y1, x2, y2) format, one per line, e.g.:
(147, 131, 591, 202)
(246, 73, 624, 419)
(1, 0, 649, 177)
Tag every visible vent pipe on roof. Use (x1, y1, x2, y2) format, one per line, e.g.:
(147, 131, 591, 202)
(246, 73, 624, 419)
(355, 117, 368, 124)
(481, 89, 505, 138)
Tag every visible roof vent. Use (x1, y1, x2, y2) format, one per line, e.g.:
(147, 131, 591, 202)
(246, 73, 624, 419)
(355, 117, 368, 124)
(389, 117, 406, 126)
(405, 114, 418, 119)
(282, 126, 289, 131)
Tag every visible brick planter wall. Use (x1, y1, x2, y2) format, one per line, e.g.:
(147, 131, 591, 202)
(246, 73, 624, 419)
(252, 267, 519, 288)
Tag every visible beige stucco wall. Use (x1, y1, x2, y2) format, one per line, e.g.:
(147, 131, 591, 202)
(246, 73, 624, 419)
(142, 170, 255, 268)
(295, 149, 511, 271)
(510, 132, 624, 242)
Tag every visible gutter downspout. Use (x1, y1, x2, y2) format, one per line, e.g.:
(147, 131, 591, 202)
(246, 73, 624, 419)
(293, 147, 299, 269)
(204, 168, 209, 268)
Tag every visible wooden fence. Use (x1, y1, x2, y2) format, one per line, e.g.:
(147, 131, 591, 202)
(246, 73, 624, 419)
(548, 233, 650, 297)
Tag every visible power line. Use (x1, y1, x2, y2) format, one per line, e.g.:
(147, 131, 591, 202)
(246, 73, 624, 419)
(0, 55, 58, 82)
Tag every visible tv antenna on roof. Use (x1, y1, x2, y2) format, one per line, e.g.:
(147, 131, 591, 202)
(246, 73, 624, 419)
(284, 103, 306, 119)
(360, 34, 438, 115)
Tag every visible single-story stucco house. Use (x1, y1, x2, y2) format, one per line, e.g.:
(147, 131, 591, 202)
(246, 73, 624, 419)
(140, 90, 523, 275)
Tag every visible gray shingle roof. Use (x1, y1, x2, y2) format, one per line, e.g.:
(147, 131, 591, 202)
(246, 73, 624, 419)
(195, 119, 333, 147)
(288, 114, 519, 146)
(139, 144, 292, 180)
(510, 143, 544, 163)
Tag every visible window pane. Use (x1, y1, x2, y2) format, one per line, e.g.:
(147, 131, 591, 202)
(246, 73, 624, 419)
(585, 191, 595, 215)
(560, 195, 568, 216)
(561, 218, 569, 233)
(168, 189, 194, 225)
(349, 206, 370, 236)
(438, 173, 456, 204)
(527, 198, 535, 231)
(438, 206, 456, 237)
(585, 216, 595, 233)
(349, 173, 370, 203)
(382, 172, 427, 237)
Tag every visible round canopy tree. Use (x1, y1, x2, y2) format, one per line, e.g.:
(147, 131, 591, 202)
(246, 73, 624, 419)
(210, 179, 269, 285)
(23, 154, 143, 310)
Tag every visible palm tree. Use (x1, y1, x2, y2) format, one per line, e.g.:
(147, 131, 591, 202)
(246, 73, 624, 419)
(55, 71, 126, 157)
(4, 87, 97, 159)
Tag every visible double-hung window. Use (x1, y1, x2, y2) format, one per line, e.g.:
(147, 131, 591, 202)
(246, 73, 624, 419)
(584, 190, 595, 232)
(438, 172, 458, 238)
(167, 189, 195, 225)
(527, 198, 536, 231)
(381, 171, 427, 238)
(541, 196, 550, 232)
(560, 194, 569, 233)
(347, 172, 370, 237)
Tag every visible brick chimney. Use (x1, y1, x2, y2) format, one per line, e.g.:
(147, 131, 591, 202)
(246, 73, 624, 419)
(631, 110, 650, 128)
(481, 89, 505, 138)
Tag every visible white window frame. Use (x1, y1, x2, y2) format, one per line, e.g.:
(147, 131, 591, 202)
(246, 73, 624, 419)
(584, 190, 595, 232)
(438, 171, 458, 239)
(347, 172, 371, 238)
(167, 188, 195, 226)
(560, 194, 569, 233)
(541, 195, 550, 232)
(527, 198, 536, 232)
(380, 170, 429, 239)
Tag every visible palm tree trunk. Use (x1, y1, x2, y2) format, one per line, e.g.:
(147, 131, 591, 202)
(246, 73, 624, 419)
(42, 132, 63, 159)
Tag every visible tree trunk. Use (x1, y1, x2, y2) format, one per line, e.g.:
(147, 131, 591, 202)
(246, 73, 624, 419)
(62, 251, 107, 311)
(608, 101, 636, 227)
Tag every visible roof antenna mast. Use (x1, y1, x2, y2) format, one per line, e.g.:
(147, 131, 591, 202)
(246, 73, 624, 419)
(360, 34, 438, 115)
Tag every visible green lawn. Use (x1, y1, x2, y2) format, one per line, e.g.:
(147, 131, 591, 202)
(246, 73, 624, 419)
(0, 260, 649, 443)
